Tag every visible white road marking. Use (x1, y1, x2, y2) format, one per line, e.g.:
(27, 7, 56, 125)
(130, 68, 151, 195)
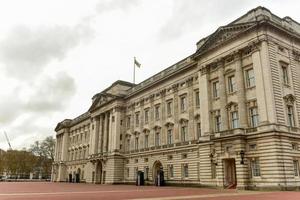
(0, 188, 190, 197)
(129, 191, 264, 200)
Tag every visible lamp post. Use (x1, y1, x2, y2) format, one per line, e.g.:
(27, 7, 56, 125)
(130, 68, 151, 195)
(240, 150, 245, 164)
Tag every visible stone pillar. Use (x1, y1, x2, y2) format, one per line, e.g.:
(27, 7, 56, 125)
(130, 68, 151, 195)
(94, 116, 100, 154)
(218, 60, 228, 131)
(89, 119, 95, 155)
(252, 41, 276, 124)
(187, 78, 195, 140)
(108, 110, 113, 152)
(112, 108, 122, 151)
(103, 112, 109, 152)
(199, 66, 211, 135)
(61, 130, 69, 161)
(98, 115, 103, 153)
(103, 112, 108, 153)
(173, 84, 180, 142)
(235, 52, 248, 128)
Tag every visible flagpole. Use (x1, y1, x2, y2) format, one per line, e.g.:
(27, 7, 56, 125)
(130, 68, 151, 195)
(133, 57, 135, 84)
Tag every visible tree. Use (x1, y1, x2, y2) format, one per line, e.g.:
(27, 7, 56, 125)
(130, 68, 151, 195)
(3, 150, 37, 178)
(29, 136, 55, 178)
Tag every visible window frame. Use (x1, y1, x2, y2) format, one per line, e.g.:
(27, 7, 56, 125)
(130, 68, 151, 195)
(212, 81, 219, 98)
(245, 68, 255, 88)
(228, 75, 236, 93)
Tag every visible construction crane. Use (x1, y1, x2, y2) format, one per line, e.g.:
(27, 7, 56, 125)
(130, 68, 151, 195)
(3, 131, 12, 150)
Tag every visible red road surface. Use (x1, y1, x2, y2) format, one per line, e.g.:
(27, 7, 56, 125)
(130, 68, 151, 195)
(0, 182, 299, 200)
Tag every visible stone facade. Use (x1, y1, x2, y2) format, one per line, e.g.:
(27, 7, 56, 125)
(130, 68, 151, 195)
(52, 7, 300, 190)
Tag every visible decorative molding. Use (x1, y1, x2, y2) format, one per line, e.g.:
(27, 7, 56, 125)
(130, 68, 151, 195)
(283, 94, 296, 105)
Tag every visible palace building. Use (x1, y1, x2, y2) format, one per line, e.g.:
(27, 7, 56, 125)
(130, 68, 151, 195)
(52, 7, 300, 190)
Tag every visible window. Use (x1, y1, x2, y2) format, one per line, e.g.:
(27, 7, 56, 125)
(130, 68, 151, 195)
(196, 123, 201, 139)
(155, 132, 160, 146)
(180, 95, 187, 112)
(228, 75, 236, 93)
(249, 144, 257, 151)
(249, 107, 259, 127)
(282, 65, 289, 85)
(126, 116, 131, 128)
(181, 125, 187, 142)
(287, 105, 295, 127)
(293, 160, 299, 176)
(231, 111, 239, 129)
(168, 165, 174, 178)
(135, 112, 140, 127)
(195, 90, 200, 107)
(144, 109, 149, 124)
(155, 105, 160, 120)
(183, 164, 189, 178)
(167, 155, 173, 160)
(292, 143, 298, 151)
(212, 81, 219, 98)
(251, 158, 261, 177)
(126, 139, 130, 151)
(135, 137, 139, 150)
(245, 68, 255, 88)
(214, 111, 221, 132)
(166, 101, 173, 116)
(144, 134, 149, 148)
(167, 129, 173, 144)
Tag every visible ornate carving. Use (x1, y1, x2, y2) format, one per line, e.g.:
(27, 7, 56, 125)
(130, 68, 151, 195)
(186, 77, 194, 87)
(293, 50, 300, 62)
(283, 94, 296, 105)
(160, 89, 166, 97)
(172, 83, 179, 92)
(200, 66, 209, 75)
(225, 101, 238, 110)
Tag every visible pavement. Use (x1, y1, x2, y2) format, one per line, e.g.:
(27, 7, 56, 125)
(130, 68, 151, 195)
(0, 182, 299, 200)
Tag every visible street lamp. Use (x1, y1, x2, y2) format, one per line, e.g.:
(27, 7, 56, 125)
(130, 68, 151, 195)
(240, 150, 245, 164)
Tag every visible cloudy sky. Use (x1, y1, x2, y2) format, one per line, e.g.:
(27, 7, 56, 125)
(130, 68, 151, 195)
(0, 0, 299, 150)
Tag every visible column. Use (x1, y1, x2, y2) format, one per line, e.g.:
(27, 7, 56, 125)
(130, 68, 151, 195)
(252, 41, 276, 124)
(108, 110, 113, 152)
(103, 112, 109, 152)
(173, 84, 180, 142)
(199, 66, 211, 135)
(218, 60, 228, 131)
(98, 115, 103, 153)
(88, 119, 93, 155)
(94, 116, 100, 154)
(112, 108, 122, 151)
(235, 52, 248, 128)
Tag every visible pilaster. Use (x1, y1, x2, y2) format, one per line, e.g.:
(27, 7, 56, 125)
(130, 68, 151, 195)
(218, 60, 228, 131)
(199, 66, 211, 135)
(235, 52, 248, 128)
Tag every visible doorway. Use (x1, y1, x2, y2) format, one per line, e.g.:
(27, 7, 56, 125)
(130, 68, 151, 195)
(153, 161, 164, 186)
(223, 159, 237, 189)
(95, 161, 102, 184)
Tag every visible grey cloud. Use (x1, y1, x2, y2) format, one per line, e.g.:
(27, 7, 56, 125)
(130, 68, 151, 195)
(0, 94, 23, 125)
(96, 0, 139, 13)
(5, 118, 54, 150)
(25, 72, 76, 112)
(0, 24, 94, 80)
(158, 0, 252, 41)
(0, 72, 76, 126)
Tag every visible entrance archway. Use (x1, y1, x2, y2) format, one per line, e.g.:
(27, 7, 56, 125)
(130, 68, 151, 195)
(76, 168, 81, 183)
(153, 161, 163, 185)
(223, 159, 237, 189)
(95, 161, 102, 184)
